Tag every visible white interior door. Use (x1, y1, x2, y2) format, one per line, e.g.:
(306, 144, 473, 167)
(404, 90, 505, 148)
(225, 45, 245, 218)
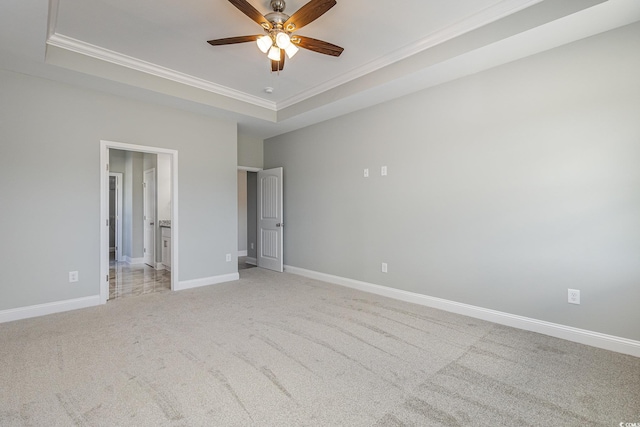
(257, 167, 283, 272)
(143, 169, 156, 268)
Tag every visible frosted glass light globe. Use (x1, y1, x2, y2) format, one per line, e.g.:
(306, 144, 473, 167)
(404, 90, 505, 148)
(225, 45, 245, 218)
(256, 35, 273, 53)
(267, 46, 281, 61)
(275, 32, 291, 49)
(284, 43, 299, 58)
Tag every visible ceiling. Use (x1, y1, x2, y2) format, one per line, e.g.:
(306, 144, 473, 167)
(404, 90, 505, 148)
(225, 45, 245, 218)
(1, 0, 640, 139)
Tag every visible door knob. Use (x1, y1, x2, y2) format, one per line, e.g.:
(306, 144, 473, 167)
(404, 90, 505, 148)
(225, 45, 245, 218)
(276, 223, 283, 227)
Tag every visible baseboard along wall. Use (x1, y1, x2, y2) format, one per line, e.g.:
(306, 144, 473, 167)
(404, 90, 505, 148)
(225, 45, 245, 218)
(175, 273, 239, 291)
(0, 273, 240, 324)
(4, 266, 636, 358)
(0, 296, 102, 324)
(283, 265, 640, 358)
(123, 256, 145, 265)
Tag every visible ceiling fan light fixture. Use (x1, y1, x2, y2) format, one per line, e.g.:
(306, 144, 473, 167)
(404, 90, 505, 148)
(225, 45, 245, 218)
(267, 46, 282, 61)
(207, 0, 344, 71)
(275, 32, 291, 49)
(257, 35, 273, 53)
(284, 43, 299, 59)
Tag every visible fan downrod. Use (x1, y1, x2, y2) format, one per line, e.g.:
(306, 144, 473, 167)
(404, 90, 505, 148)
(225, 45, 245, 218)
(270, 0, 286, 13)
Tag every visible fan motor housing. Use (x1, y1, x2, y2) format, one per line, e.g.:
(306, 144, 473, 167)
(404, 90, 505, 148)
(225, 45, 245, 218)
(265, 11, 289, 26)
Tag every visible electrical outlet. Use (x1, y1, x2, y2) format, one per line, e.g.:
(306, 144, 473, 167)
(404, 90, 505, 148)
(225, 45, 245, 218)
(250, 243, 254, 249)
(226, 254, 232, 262)
(381, 263, 388, 273)
(364, 168, 369, 178)
(568, 289, 580, 305)
(381, 166, 388, 176)
(69, 271, 79, 283)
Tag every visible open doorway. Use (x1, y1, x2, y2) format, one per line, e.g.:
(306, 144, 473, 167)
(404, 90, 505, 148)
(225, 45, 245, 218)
(238, 168, 258, 270)
(100, 141, 178, 304)
(238, 167, 284, 272)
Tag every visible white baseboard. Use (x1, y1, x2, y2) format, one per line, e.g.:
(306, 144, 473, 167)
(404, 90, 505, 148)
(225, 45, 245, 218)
(238, 250, 248, 257)
(155, 262, 166, 270)
(175, 273, 239, 291)
(284, 265, 640, 358)
(245, 257, 257, 266)
(0, 295, 102, 324)
(123, 256, 145, 265)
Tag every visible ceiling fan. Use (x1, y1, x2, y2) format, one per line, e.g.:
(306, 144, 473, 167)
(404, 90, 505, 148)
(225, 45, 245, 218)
(207, 0, 344, 72)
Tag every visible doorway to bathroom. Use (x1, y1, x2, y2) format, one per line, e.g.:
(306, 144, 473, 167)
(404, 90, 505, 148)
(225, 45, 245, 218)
(100, 140, 178, 304)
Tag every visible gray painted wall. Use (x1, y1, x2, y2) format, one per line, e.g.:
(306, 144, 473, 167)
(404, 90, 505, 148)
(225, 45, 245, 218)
(109, 150, 129, 257)
(0, 68, 237, 311)
(108, 149, 145, 260)
(128, 151, 144, 259)
(156, 153, 171, 263)
(142, 152, 165, 264)
(238, 134, 263, 169)
(108, 149, 127, 251)
(264, 23, 640, 341)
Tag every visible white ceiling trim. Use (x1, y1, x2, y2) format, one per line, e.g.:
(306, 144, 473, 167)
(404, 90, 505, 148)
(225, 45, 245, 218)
(45, 0, 541, 115)
(47, 0, 60, 40)
(46, 33, 278, 111)
(275, 0, 543, 109)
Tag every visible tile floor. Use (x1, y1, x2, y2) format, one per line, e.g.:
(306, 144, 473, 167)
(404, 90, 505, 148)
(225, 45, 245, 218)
(109, 254, 255, 300)
(109, 254, 171, 300)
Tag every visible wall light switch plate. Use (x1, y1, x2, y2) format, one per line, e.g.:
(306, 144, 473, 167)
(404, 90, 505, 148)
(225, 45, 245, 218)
(226, 254, 232, 262)
(364, 168, 369, 178)
(381, 263, 388, 273)
(381, 166, 388, 176)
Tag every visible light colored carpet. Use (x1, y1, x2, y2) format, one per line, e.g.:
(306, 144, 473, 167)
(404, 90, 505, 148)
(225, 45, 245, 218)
(1, 268, 638, 426)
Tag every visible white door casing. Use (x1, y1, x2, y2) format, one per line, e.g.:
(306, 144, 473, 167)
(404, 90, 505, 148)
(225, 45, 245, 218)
(257, 167, 283, 272)
(101, 141, 178, 305)
(143, 168, 156, 268)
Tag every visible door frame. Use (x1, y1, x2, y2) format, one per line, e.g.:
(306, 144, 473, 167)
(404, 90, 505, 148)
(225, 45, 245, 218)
(238, 166, 261, 265)
(100, 140, 179, 304)
(257, 167, 284, 272)
(143, 168, 156, 268)
(109, 172, 123, 262)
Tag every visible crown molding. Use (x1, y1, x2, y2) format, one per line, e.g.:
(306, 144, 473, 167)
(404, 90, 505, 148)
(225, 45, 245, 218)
(47, 0, 60, 40)
(275, 0, 542, 110)
(46, 33, 278, 111)
(46, 0, 540, 114)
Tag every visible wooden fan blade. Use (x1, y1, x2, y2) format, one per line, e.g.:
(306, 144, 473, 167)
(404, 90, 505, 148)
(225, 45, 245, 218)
(270, 48, 286, 71)
(207, 35, 261, 46)
(228, 0, 272, 30)
(293, 36, 343, 57)
(283, 0, 336, 31)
